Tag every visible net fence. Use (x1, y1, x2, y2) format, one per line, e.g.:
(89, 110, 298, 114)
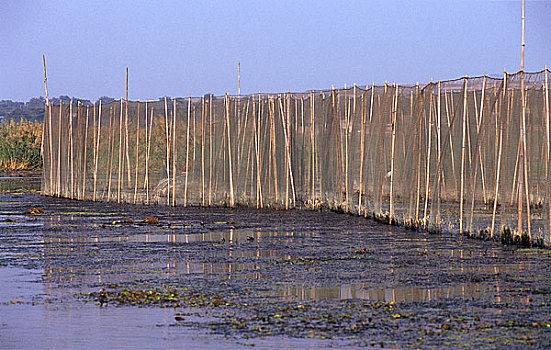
(42, 69, 551, 246)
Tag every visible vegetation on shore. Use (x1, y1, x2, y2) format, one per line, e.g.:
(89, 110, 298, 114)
(0, 119, 42, 170)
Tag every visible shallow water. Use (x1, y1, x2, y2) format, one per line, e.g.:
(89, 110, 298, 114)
(1, 177, 551, 348)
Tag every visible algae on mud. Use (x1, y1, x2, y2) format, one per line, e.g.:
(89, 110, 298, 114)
(1, 187, 551, 348)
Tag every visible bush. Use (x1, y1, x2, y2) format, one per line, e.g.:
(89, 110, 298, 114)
(0, 119, 43, 170)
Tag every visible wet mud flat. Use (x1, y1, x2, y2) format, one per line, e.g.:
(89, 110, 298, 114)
(1, 188, 551, 348)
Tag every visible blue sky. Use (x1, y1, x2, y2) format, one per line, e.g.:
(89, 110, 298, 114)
(1, 1, 550, 101)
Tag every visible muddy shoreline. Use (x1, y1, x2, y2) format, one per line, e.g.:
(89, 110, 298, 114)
(1, 181, 551, 348)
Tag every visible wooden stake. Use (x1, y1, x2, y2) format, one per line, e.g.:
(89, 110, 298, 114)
(491, 72, 507, 237)
(468, 76, 487, 233)
(255, 92, 263, 208)
(93, 101, 102, 201)
(358, 85, 370, 215)
(70, 100, 74, 199)
(311, 91, 315, 207)
(209, 95, 213, 206)
(459, 76, 468, 235)
(546, 67, 550, 177)
(82, 105, 89, 200)
(107, 106, 115, 202)
(125, 68, 132, 192)
(172, 99, 177, 206)
(164, 97, 171, 206)
(185, 97, 191, 207)
(133, 100, 140, 204)
(521, 73, 532, 239)
(279, 96, 296, 208)
(436, 79, 442, 227)
(42, 55, 54, 194)
(117, 98, 123, 203)
(414, 85, 422, 222)
(545, 67, 550, 245)
(146, 104, 153, 205)
(389, 83, 398, 224)
(444, 90, 457, 195)
(423, 87, 433, 227)
(225, 94, 235, 207)
(201, 96, 206, 206)
(269, 97, 278, 204)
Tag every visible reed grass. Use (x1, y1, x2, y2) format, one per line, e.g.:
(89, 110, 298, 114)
(0, 119, 43, 170)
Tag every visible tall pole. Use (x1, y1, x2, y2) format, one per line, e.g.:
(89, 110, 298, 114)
(521, 0, 525, 71)
(238, 61, 241, 98)
(43, 55, 54, 194)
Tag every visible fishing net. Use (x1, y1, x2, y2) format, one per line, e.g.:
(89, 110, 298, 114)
(41, 69, 551, 246)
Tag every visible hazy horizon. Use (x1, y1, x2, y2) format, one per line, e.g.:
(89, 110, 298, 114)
(1, 0, 550, 101)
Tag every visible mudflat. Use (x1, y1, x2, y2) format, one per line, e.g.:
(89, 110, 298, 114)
(1, 178, 550, 348)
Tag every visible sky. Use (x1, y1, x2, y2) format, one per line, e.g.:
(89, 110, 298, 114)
(1, 0, 550, 101)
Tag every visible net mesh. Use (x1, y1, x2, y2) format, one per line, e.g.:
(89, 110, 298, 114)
(41, 70, 551, 246)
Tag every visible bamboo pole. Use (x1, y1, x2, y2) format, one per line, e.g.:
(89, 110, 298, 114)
(69, 100, 74, 199)
(76, 102, 82, 198)
(414, 85, 422, 223)
(459, 76, 468, 235)
(345, 90, 351, 213)
(389, 83, 398, 224)
(133, 101, 140, 204)
(117, 98, 123, 203)
(444, 90, 457, 196)
(82, 105, 89, 200)
(286, 96, 289, 210)
(521, 0, 525, 71)
(283, 96, 289, 209)
(201, 96, 206, 206)
(475, 77, 488, 204)
(57, 101, 63, 196)
(279, 96, 296, 208)
(521, 73, 532, 239)
(545, 67, 550, 245)
(436, 79, 442, 227)
(491, 71, 507, 237)
(209, 95, 213, 206)
(358, 85, 370, 215)
(146, 104, 153, 205)
(269, 97, 278, 204)
(333, 87, 344, 206)
(93, 101, 96, 191)
(407, 89, 416, 219)
(311, 91, 315, 206)
(423, 88, 433, 227)
(468, 76, 487, 233)
(172, 99, 177, 206)
(164, 97, 171, 206)
(185, 97, 191, 207)
(143, 102, 149, 201)
(125, 68, 132, 191)
(93, 101, 102, 201)
(42, 55, 54, 195)
(107, 107, 115, 201)
(256, 92, 263, 208)
(225, 94, 235, 207)
(546, 67, 550, 176)
(242, 99, 252, 200)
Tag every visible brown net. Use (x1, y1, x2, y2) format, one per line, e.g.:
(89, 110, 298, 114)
(41, 69, 551, 246)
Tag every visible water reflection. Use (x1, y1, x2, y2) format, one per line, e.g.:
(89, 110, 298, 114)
(0, 174, 41, 192)
(271, 282, 529, 304)
(37, 214, 537, 307)
(42, 229, 304, 244)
